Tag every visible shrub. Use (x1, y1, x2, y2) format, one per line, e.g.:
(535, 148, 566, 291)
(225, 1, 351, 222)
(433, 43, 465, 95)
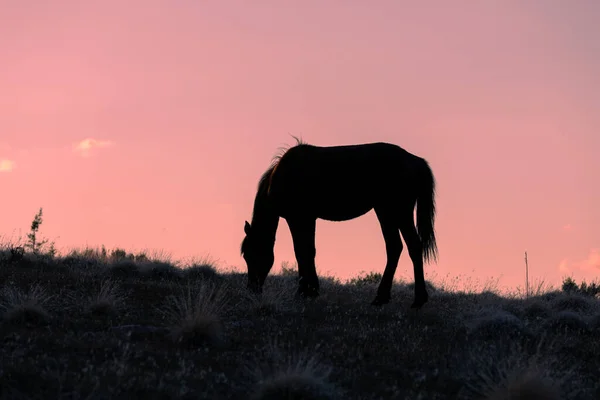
(348, 271, 382, 286)
(561, 277, 600, 298)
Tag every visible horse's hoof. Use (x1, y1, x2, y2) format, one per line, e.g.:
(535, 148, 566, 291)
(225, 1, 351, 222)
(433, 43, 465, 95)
(371, 296, 390, 306)
(411, 290, 429, 309)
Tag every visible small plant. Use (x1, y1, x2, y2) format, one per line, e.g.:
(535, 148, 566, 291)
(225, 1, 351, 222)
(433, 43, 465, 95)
(110, 248, 132, 261)
(109, 248, 149, 262)
(347, 271, 382, 286)
(24, 208, 56, 256)
(561, 277, 578, 293)
(280, 261, 297, 277)
(9, 245, 25, 262)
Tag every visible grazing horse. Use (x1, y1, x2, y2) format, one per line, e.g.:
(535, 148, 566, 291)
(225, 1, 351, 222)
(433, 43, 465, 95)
(240, 140, 438, 308)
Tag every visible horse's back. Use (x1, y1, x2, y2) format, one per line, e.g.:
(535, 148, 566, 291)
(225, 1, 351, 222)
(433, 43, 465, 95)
(269, 142, 423, 219)
(284, 141, 415, 164)
(285, 142, 421, 179)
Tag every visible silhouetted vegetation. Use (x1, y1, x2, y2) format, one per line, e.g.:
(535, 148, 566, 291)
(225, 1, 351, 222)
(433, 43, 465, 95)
(562, 276, 600, 298)
(347, 271, 383, 286)
(24, 207, 56, 256)
(0, 244, 599, 399)
(0, 210, 598, 398)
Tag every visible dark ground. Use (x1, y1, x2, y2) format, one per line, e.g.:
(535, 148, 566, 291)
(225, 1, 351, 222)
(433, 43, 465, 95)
(0, 251, 599, 400)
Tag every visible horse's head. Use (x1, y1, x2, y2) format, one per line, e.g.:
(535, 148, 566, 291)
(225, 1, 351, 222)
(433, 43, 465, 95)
(241, 221, 275, 294)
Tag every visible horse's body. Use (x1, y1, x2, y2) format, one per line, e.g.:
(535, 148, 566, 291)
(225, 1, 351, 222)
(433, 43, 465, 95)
(241, 141, 438, 308)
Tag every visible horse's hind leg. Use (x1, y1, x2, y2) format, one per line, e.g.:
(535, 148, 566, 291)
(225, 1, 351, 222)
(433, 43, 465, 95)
(372, 207, 403, 306)
(287, 217, 320, 298)
(399, 214, 428, 309)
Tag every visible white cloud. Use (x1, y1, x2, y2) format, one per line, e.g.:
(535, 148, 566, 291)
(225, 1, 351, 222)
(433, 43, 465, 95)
(0, 159, 15, 172)
(74, 138, 114, 156)
(580, 249, 600, 272)
(559, 248, 600, 274)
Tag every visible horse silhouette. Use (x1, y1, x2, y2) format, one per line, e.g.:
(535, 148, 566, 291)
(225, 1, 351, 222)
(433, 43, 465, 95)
(241, 139, 438, 309)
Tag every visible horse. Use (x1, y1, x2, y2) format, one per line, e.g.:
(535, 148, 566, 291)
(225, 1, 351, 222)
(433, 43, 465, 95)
(240, 139, 438, 309)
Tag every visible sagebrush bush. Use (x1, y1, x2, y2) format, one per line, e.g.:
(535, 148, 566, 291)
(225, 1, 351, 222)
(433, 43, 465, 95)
(543, 311, 589, 333)
(550, 294, 595, 314)
(466, 310, 530, 340)
(523, 300, 551, 321)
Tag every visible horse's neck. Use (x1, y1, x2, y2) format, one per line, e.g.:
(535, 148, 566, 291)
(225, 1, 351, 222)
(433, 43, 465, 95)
(251, 195, 279, 243)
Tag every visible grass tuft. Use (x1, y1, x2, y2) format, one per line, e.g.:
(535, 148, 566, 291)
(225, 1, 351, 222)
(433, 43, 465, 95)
(87, 279, 125, 316)
(106, 259, 139, 278)
(138, 260, 182, 280)
(248, 343, 338, 400)
(244, 278, 298, 315)
(182, 263, 222, 282)
(484, 368, 561, 400)
(0, 284, 53, 325)
(161, 282, 229, 346)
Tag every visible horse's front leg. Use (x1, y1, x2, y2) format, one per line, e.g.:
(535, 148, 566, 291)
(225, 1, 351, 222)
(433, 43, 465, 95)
(287, 217, 320, 298)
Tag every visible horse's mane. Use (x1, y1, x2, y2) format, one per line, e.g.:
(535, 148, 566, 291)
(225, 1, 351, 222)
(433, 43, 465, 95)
(261, 135, 308, 195)
(271, 135, 307, 166)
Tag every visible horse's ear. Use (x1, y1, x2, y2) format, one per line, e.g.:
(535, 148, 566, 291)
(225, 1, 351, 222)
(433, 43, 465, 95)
(244, 221, 251, 235)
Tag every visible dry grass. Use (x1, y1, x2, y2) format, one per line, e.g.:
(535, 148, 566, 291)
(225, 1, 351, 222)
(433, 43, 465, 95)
(248, 341, 338, 400)
(181, 262, 222, 281)
(87, 279, 125, 316)
(243, 277, 300, 315)
(484, 369, 560, 400)
(0, 251, 598, 399)
(161, 281, 229, 346)
(457, 337, 580, 400)
(0, 283, 53, 325)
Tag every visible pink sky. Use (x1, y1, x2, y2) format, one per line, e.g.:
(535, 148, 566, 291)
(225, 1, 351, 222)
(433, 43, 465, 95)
(1, 1, 599, 292)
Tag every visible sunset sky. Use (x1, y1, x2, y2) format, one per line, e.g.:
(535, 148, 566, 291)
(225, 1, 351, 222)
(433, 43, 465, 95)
(1, 1, 599, 292)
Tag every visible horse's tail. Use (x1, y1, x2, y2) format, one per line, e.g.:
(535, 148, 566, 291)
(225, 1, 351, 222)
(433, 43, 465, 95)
(416, 158, 438, 263)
